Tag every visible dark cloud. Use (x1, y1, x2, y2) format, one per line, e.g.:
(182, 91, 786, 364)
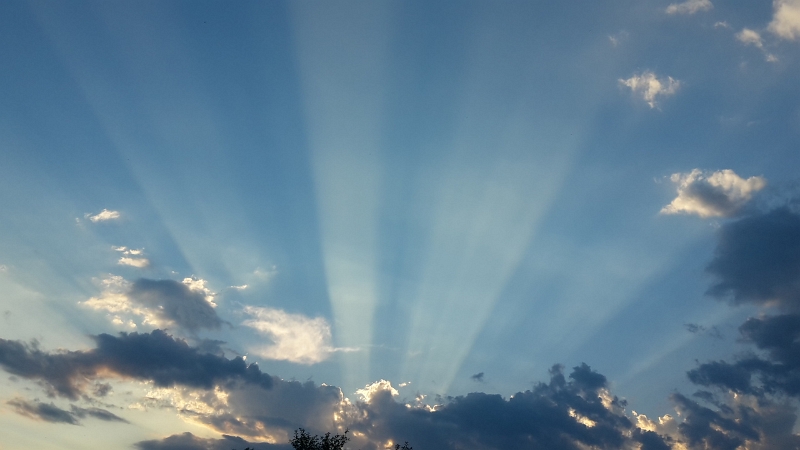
(6, 397, 127, 425)
(70, 404, 128, 422)
(135, 432, 289, 450)
(689, 314, 800, 397)
(671, 393, 758, 450)
(179, 379, 344, 440)
(470, 372, 484, 382)
(0, 329, 273, 399)
(7, 398, 79, 424)
(706, 208, 800, 310)
(129, 279, 223, 331)
(344, 364, 668, 450)
(684, 323, 723, 339)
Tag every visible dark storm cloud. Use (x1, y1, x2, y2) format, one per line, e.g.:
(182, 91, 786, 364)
(345, 364, 670, 450)
(706, 208, 800, 310)
(135, 432, 290, 450)
(470, 372, 484, 382)
(0, 329, 273, 399)
(129, 279, 223, 331)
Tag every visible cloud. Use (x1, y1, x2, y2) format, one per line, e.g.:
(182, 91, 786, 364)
(135, 432, 289, 450)
(82, 276, 223, 331)
(689, 314, 800, 397)
(115, 246, 150, 268)
(243, 306, 342, 365)
(619, 71, 680, 108)
(7, 398, 80, 424)
(769, 0, 800, 40)
(737, 28, 765, 48)
(337, 364, 670, 450)
(706, 208, 800, 309)
(471, 372, 485, 382)
(661, 169, 766, 218)
(86, 209, 121, 222)
(7, 396, 128, 425)
(0, 329, 273, 400)
(136, 363, 674, 450)
(684, 323, 723, 339)
(665, 0, 713, 15)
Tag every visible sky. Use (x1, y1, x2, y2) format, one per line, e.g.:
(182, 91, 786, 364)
(0, 0, 799, 449)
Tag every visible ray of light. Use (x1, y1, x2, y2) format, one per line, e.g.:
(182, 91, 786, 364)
(289, 2, 392, 392)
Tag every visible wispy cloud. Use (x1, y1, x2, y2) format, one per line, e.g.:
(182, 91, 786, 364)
(619, 71, 680, 108)
(661, 169, 766, 218)
(86, 209, 121, 223)
(769, 0, 800, 40)
(665, 0, 713, 15)
(7, 398, 128, 425)
(243, 306, 350, 365)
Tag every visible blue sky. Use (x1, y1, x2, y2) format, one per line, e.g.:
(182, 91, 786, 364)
(1, 1, 799, 449)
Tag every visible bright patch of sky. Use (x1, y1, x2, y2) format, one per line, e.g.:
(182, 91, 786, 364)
(0, 1, 799, 449)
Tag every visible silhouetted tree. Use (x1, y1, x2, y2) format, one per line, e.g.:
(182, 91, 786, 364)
(290, 428, 349, 450)
(238, 428, 412, 450)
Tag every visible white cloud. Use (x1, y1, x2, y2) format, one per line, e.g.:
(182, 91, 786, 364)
(118, 257, 149, 268)
(737, 28, 764, 48)
(769, 0, 800, 40)
(86, 209, 120, 222)
(714, 21, 731, 29)
(114, 247, 149, 268)
(661, 169, 767, 218)
(0, 265, 7, 272)
(608, 31, 629, 47)
(243, 306, 347, 365)
(619, 71, 680, 108)
(665, 0, 713, 15)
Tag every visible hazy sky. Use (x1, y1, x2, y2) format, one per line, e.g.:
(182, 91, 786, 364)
(1, 1, 800, 449)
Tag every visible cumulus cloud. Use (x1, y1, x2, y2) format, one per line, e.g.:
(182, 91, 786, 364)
(661, 169, 766, 218)
(0, 329, 273, 400)
(86, 209, 121, 222)
(769, 0, 800, 40)
(243, 306, 344, 365)
(619, 71, 680, 108)
(706, 208, 800, 309)
(665, 0, 713, 15)
(82, 276, 222, 331)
